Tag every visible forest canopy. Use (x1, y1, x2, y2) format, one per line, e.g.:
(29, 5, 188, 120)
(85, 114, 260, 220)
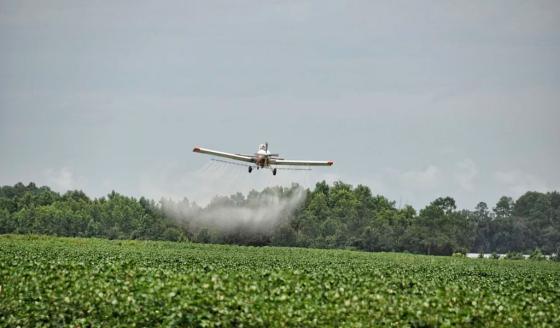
(1, 182, 559, 256)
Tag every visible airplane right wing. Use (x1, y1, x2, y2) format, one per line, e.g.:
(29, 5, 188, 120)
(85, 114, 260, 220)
(193, 146, 255, 163)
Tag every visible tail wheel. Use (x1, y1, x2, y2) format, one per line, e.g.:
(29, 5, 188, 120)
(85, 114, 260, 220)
(272, 168, 277, 176)
(248, 166, 253, 173)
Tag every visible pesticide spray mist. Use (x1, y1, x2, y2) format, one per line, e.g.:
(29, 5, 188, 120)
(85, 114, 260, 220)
(161, 185, 307, 241)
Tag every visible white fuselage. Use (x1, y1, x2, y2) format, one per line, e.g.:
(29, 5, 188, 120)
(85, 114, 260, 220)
(255, 144, 272, 167)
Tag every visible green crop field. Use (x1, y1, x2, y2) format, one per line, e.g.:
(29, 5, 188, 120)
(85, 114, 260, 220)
(1, 235, 559, 327)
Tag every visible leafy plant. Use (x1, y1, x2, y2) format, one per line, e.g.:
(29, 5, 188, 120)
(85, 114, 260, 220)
(529, 248, 546, 261)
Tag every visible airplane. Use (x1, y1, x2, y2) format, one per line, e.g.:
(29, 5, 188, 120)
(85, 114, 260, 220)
(193, 142, 333, 175)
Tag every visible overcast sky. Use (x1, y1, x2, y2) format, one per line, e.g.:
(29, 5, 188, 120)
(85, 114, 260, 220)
(1, 0, 559, 209)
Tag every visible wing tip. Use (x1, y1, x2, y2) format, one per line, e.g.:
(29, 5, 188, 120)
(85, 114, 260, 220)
(193, 146, 201, 152)
(328, 161, 334, 166)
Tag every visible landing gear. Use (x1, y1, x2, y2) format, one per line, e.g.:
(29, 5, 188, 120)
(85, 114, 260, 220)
(272, 168, 277, 176)
(248, 166, 252, 173)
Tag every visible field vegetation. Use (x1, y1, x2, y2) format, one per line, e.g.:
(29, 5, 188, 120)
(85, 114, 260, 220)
(1, 235, 559, 327)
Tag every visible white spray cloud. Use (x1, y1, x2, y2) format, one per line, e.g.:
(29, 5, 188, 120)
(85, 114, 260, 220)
(161, 185, 307, 234)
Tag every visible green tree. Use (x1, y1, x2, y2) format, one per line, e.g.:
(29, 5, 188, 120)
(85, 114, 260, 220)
(494, 196, 514, 219)
(0, 208, 13, 233)
(472, 202, 493, 252)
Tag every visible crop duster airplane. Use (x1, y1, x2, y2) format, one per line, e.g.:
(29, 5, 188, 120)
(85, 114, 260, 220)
(193, 143, 333, 176)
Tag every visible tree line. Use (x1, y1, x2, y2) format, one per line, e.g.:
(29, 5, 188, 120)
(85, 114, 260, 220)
(0, 183, 185, 241)
(1, 182, 559, 256)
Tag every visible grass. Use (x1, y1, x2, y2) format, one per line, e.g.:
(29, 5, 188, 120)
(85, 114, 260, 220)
(1, 234, 559, 327)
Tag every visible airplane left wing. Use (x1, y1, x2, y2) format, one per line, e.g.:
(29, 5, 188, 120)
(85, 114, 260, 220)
(270, 159, 334, 166)
(193, 146, 254, 163)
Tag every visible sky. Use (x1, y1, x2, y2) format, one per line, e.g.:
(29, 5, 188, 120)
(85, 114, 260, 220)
(1, 0, 559, 210)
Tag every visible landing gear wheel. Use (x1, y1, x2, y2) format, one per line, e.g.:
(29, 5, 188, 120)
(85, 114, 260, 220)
(248, 166, 252, 173)
(272, 168, 277, 176)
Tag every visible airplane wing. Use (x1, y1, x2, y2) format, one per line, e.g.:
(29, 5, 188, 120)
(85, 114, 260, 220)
(270, 159, 334, 166)
(193, 146, 254, 163)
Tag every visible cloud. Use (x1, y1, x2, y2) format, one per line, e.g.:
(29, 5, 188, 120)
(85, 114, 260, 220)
(454, 159, 478, 192)
(44, 167, 78, 192)
(395, 165, 442, 191)
(370, 159, 481, 208)
(494, 169, 548, 197)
